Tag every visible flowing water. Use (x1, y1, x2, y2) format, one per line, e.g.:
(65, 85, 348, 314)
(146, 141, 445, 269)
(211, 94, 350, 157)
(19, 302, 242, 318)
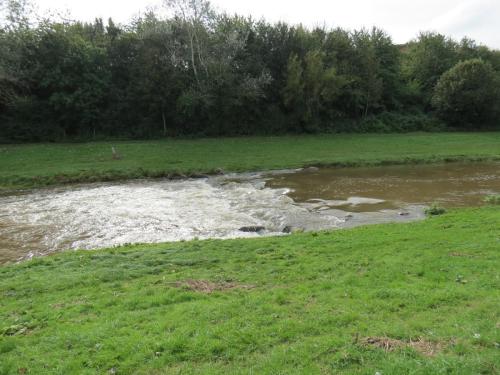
(0, 162, 498, 263)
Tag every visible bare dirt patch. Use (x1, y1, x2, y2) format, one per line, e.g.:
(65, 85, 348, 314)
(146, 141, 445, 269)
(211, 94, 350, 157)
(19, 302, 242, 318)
(51, 298, 88, 310)
(363, 337, 445, 357)
(449, 252, 478, 258)
(174, 279, 253, 294)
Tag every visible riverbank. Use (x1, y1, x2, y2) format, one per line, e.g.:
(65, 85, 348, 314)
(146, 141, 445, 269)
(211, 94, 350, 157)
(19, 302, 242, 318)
(1, 132, 500, 190)
(1, 207, 499, 374)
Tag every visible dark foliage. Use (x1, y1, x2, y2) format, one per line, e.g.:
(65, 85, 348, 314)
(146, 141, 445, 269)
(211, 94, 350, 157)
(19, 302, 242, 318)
(1, 1, 499, 141)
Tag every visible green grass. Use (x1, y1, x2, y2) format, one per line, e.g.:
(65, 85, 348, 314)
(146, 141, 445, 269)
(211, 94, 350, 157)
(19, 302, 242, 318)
(1, 207, 499, 374)
(1, 132, 500, 190)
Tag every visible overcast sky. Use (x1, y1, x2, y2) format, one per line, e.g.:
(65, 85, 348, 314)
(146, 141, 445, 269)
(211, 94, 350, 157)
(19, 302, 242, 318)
(35, 0, 500, 48)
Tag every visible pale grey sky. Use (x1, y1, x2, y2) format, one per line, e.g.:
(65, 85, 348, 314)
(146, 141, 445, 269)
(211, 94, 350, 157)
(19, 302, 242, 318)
(35, 0, 500, 48)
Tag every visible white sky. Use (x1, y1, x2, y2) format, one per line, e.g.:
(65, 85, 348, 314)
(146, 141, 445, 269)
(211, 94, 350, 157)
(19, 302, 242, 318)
(35, 0, 500, 48)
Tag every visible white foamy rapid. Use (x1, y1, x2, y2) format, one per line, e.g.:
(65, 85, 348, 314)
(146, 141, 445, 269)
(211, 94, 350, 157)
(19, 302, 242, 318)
(0, 175, 343, 261)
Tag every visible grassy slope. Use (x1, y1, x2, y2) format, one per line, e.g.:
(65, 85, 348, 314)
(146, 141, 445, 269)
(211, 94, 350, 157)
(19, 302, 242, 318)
(1, 207, 499, 374)
(1, 133, 500, 189)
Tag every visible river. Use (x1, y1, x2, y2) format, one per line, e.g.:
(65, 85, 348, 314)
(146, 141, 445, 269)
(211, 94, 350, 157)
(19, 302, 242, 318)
(0, 162, 498, 263)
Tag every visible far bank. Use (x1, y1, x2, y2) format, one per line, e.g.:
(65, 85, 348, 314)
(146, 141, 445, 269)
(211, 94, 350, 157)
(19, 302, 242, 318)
(1, 132, 500, 191)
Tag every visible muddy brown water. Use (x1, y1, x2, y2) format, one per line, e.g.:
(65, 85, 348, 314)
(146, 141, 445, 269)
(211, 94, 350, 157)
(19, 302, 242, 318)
(267, 162, 500, 210)
(0, 162, 498, 264)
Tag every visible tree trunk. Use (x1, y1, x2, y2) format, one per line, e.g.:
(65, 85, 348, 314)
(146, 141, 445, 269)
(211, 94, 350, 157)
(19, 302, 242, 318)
(162, 111, 167, 137)
(364, 95, 370, 118)
(193, 28, 208, 77)
(189, 33, 200, 86)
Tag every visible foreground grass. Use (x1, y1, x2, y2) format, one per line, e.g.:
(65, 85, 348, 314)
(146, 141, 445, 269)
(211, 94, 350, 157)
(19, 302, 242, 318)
(1, 132, 500, 190)
(1, 207, 499, 374)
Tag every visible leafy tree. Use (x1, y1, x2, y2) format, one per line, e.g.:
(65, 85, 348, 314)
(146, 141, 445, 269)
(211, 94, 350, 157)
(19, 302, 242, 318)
(403, 32, 458, 105)
(283, 53, 304, 130)
(132, 13, 184, 136)
(351, 29, 383, 117)
(26, 25, 110, 137)
(284, 51, 346, 131)
(432, 59, 500, 128)
(0, 0, 36, 130)
(0, 0, 33, 30)
(164, 0, 214, 87)
(370, 28, 402, 110)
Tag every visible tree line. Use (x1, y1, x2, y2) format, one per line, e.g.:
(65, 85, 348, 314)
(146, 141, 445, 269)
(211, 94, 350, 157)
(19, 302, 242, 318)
(1, 0, 500, 141)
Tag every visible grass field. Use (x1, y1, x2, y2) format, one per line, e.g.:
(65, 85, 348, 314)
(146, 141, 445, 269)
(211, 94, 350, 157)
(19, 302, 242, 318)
(1, 132, 500, 189)
(0, 207, 499, 374)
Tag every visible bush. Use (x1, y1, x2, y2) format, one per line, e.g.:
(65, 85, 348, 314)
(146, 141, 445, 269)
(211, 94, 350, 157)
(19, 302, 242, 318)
(432, 59, 500, 129)
(357, 112, 446, 133)
(483, 195, 500, 205)
(425, 204, 446, 216)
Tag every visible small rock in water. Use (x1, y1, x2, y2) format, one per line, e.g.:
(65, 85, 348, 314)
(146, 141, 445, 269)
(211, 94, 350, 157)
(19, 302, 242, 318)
(239, 226, 265, 233)
(398, 211, 410, 216)
(282, 226, 304, 234)
(214, 168, 225, 175)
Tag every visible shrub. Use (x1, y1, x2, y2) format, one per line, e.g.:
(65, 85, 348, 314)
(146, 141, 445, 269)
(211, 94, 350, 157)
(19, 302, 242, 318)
(357, 112, 446, 133)
(432, 59, 500, 129)
(483, 195, 500, 205)
(425, 204, 446, 216)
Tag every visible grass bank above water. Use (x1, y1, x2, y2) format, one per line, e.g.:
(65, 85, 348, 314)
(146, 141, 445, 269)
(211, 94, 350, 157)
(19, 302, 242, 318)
(1, 132, 500, 190)
(1, 207, 499, 374)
